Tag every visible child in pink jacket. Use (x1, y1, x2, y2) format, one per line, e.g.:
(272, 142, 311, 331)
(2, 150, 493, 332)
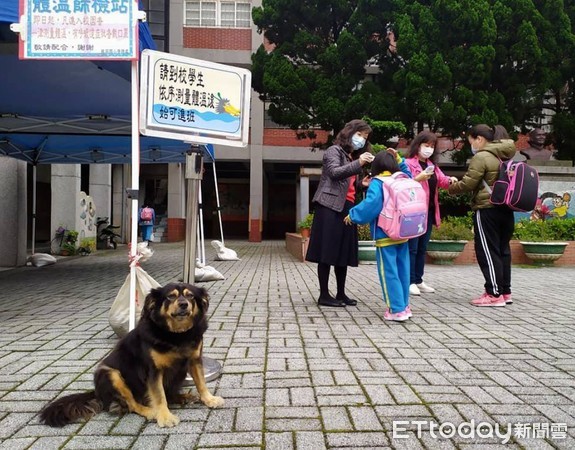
(404, 131, 457, 296)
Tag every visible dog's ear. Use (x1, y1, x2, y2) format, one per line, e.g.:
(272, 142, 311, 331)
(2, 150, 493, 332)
(142, 287, 161, 318)
(195, 286, 210, 310)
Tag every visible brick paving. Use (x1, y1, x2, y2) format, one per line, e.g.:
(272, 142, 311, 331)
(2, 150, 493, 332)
(0, 240, 574, 449)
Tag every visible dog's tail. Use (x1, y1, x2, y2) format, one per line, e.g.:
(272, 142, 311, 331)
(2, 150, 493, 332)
(40, 391, 103, 427)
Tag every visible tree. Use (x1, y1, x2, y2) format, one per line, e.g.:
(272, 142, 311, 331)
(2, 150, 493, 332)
(536, 0, 575, 159)
(380, 0, 503, 136)
(252, 0, 575, 159)
(251, 0, 395, 142)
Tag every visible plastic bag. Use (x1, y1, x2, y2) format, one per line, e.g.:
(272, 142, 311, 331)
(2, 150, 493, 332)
(211, 240, 240, 261)
(149, 232, 156, 242)
(195, 259, 225, 282)
(108, 266, 161, 338)
(27, 253, 57, 267)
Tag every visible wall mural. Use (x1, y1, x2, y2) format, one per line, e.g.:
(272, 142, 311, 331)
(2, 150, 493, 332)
(515, 190, 574, 222)
(78, 191, 97, 242)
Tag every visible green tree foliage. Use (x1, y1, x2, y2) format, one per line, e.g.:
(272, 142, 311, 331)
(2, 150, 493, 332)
(252, 0, 395, 142)
(252, 0, 575, 159)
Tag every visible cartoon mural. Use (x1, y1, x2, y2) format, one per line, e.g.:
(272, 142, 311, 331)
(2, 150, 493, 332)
(77, 191, 97, 243)
(516, 190, 575, 222)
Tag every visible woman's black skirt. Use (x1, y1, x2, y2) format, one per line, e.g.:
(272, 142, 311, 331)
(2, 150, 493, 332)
(306, 201, 358, 267)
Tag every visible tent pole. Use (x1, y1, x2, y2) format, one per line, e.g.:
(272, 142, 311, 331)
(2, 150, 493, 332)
(129, 59, 140, 332)
(212, 162, 225, 246)
(31, 164, 37, 255)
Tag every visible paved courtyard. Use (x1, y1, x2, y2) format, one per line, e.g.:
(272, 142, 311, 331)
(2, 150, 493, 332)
(0, 240, 574, 449)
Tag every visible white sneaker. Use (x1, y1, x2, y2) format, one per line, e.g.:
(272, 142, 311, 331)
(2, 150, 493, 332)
(416, 281, 435, 293)
(409, 284, 421, 296)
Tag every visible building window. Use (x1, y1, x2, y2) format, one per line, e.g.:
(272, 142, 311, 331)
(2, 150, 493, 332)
(185, 1, 251, 28)
(141, 0, 169, 51)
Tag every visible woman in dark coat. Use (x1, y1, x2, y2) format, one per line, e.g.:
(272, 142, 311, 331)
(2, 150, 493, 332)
(306, 119, 375, 307)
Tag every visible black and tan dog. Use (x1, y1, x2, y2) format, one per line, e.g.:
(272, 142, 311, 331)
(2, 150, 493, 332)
(40, 282, 224, 428)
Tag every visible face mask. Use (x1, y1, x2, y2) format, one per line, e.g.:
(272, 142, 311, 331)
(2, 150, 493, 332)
(471, 146, 479, 155)
(419, 145, 434, 159)
(351, 134, 366, 150)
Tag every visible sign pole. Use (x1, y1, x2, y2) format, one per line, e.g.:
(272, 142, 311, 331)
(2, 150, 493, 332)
(129, 59, 140, 331)
(183, 147, 202, 283)
(182, 146, 222, 382)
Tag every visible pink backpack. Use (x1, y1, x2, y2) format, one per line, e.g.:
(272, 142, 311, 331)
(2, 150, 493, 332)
(376, 172, 428, 240)
(140, 207, 153, 221)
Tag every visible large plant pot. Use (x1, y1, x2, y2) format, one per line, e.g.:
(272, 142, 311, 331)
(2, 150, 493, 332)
(358, 240, 377, 264)
(520, 241, 569, 266)
(427, 240, 468, 265)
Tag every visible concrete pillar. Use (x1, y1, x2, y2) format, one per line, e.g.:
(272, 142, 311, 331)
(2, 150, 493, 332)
(249, 91, 264, 242)
(249, 145, 263, 242)
(167, 163, 186, 241)
(51, 164, 81, 236)
(111, 164, 126, 239)
(0, 157, 27, 266)
(122, 164, 132, 243)
(299, 175, 310, 225)
(89, 164, 112, 223)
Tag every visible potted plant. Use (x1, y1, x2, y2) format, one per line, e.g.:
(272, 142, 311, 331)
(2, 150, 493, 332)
(297, 213, 314, 239)
(60, 241, 76, 256)
(77, 238, 96, 256)
(427, 214, 474, 264)
(357, 223, 377, 264)
(513, 218, 573, 266)
(59, 229, 79, 256)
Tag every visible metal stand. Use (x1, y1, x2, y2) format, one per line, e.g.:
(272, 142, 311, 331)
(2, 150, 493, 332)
(183, 146, 223, 382)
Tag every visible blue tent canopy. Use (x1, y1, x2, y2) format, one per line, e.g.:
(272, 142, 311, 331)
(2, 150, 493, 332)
(0, 1, 18, 23)
(0, 134, 214, 164)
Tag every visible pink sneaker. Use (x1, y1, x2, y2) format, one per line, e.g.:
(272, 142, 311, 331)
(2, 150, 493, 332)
(405, 305, 413, 318)
(384, 309, 410, 322)
(470, 293, 506, 307)
(503, 294, 513, 304)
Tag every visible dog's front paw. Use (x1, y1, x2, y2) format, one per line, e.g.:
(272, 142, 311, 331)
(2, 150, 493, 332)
(156, 411, 180, 428)
(201, 395, 225, 408)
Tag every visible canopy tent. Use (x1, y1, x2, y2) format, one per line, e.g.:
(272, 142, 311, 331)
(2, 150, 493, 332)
(0, 133, 199, 164)
(0, 0, 222, 254)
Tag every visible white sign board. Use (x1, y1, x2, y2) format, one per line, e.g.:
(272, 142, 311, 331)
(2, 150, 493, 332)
(140, 50, 251, 148)
(12, 0, 138, 59)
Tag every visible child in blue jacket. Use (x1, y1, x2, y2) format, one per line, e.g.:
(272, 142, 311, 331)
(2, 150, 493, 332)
(345, 150, 413, 322)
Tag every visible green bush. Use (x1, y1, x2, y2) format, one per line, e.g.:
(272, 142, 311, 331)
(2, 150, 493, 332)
(357, 223, 372, 241)
(513, 218, 575, 242)
(430, 214, 474, 241)
(438, 189, 473, 209)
